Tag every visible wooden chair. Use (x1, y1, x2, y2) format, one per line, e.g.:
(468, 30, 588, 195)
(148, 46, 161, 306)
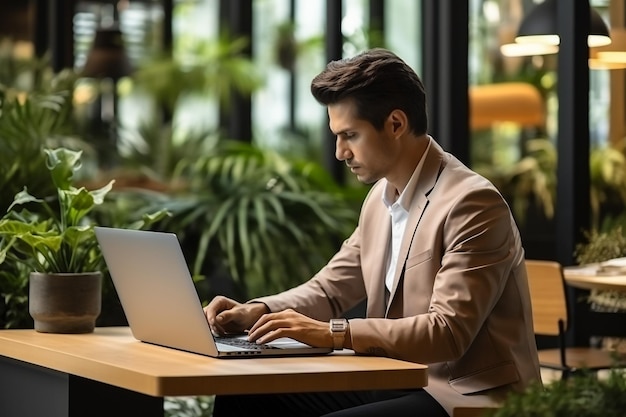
(525, 259, 624, 379)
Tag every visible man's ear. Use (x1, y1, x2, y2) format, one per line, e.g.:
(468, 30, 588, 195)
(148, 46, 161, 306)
(387, 109, 408, 137)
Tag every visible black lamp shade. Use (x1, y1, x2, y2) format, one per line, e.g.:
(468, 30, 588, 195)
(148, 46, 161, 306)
(82, 27, 132, 80)
(516, 0, 611, 47)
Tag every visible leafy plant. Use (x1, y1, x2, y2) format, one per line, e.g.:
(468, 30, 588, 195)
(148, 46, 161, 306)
(124, 34, 262, 181)
(478, 138, 626, 232)
(574, 227, 626, 266)
(0, 88, 88, 215)
(489, 368, 626, 417)
(160, 140, 360, 300)
(507, 138, 557, 224)
(0, 147, 169, 273)
(132, 34, 262, 115)
(0, 41, 77, 99)
(273, 21, 323, 71)
(575, 229, 626, 367)
(574, 227, 626, 313)
(0, 80, 88, 329)
(589, 141, 626, 232)
(164, 396, 214, 417)
(473, 137, 557, 226)
(0, 262, 31, 328)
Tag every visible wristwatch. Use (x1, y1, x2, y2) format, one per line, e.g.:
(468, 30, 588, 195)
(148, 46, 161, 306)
(329, 318, 349, 350)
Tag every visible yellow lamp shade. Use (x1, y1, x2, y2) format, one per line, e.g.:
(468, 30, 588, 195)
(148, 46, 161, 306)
(469, 82, 545, 130)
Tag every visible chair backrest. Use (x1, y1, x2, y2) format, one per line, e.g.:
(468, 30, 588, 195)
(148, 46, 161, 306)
(525, 259, 569, 336)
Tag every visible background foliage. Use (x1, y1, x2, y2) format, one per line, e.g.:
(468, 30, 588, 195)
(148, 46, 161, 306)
(490, 369, 626, 417)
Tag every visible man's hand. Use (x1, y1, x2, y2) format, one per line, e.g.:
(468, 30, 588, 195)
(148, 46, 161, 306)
(247, 309, 350, 349)
(203, 296, 269, 336)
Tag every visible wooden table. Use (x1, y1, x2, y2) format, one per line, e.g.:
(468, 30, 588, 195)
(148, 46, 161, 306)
(563, 265, 626, 292)
(563, 266, 626, 340)
(0, 326, 428, 417)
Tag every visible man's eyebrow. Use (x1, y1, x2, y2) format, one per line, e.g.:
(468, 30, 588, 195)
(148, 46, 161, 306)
(333, 128, 352, 136)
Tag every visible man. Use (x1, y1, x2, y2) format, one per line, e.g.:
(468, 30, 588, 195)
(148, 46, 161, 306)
(204, 48, 541, 416)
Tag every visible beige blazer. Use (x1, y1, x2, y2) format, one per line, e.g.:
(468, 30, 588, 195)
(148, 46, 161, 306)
(256, 138, 541, 415)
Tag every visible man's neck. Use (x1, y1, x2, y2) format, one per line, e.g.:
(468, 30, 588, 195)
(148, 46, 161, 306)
(387, 134, 429, 194)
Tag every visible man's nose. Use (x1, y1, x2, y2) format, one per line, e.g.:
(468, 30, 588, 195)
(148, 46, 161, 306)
(335, 138, 350, 161)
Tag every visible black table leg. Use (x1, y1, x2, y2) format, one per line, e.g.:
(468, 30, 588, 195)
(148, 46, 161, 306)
(0, 356, 164, 417)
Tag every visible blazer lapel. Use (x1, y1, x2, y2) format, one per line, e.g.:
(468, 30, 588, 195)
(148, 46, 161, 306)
(385, 139, 446, 316)
(364, 200, 391, 318)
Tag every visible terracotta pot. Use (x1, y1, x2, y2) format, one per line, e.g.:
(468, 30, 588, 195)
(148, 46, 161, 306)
(29, 272, 102, 334)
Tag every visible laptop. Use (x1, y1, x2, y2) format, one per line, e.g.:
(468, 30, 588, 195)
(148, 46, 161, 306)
(94, 226, 332, 358)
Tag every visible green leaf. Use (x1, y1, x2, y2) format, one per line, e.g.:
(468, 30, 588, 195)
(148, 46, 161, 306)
(89, 180, 115, 205)
(44, 148, 82, 191)
(6, 188, 44, 213)
(63, 225, 93, 247)
(18, 233, 63, 253)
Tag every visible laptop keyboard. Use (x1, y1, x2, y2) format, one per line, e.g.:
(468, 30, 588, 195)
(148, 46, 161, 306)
(216, 336, 280, 350)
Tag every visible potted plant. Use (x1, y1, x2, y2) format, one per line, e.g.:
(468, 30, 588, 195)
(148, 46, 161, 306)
(0, 147, 168, 333)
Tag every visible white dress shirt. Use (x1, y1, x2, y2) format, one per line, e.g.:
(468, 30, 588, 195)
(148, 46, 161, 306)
(382, 138, 430, 296)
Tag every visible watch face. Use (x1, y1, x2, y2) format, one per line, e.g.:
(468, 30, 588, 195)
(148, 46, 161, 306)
(331, 319, 347, 332)
(330, 319, 347, 350)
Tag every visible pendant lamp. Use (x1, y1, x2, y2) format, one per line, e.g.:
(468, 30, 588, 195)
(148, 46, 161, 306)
(515, 0, 611, 48)
(501, 0, 611, 57)
(82, 26, 132, 80)
(589, 28, 626, 69)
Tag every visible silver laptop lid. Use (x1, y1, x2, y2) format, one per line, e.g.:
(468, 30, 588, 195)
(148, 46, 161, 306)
(95, 227, 219, 356)
(95, 227, 332, 358)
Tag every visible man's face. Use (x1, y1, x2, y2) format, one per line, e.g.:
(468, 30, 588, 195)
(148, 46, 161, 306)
(328, 100, 396, 184)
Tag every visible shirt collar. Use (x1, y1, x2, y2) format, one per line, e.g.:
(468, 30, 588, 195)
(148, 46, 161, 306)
(382, 136, 432, 210)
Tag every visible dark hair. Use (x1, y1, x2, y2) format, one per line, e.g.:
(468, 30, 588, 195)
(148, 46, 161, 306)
(310, 48, 427, 135)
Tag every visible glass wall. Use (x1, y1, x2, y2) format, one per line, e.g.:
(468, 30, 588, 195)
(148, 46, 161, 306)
(136, 0, 425, 168)
(252, 0, 325, 154)
(251, 0, 422, 160)
(468, 0, 626, 258)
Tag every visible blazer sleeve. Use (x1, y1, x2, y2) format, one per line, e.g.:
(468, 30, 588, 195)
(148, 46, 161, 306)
(253, 225, 368, 321)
